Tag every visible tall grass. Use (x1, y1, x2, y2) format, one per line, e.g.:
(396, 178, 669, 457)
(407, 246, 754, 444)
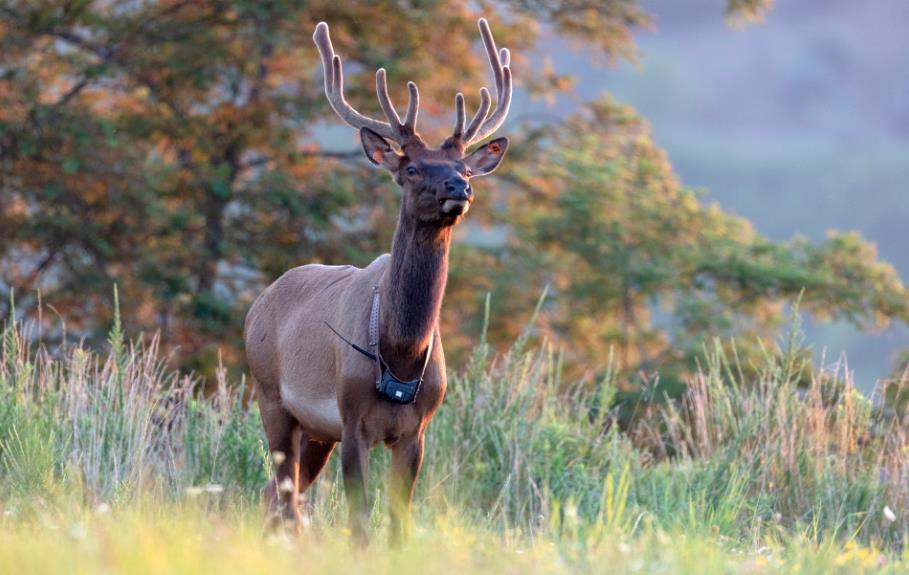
(1, 299, 908, 558)
(0, 299, 268, 507)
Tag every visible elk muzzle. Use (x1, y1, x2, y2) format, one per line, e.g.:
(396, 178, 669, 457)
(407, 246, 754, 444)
(440, 178, 472, 215)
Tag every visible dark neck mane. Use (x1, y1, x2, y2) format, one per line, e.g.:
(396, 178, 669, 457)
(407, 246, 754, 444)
(380, 210, 451, 378)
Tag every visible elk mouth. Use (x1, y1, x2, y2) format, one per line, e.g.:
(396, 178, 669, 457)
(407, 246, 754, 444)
(440, 199, 470, 216)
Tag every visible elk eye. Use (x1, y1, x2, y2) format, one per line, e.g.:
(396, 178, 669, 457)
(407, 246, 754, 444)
(406, 166, 418, 177)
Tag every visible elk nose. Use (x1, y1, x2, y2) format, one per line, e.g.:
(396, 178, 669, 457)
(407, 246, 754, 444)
(444, 178, 471, 201)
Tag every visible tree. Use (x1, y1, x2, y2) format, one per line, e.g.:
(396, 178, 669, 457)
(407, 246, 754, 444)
(444, 98, 909, 383)
(3, 0, 905, 386)
(0, 1, 649, 371)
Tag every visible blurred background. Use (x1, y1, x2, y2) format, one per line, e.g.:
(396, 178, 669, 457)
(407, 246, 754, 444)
(596, 0, 909, 387)
(1, 0, 907, 394)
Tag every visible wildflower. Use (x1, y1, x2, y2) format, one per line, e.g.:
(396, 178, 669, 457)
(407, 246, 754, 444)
(204, 484, 224, 494)
(279, 477, 295, 493)
(883, 506, 897, 523)
(94, 503, 111, 515)
(68, 522, 88, 540)
(184, 486, 203, 497)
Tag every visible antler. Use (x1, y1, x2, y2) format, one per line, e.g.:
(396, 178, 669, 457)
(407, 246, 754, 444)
(450, 18, 513, 148)
(313, 22, 422, 146)
(313, 19, 510, 151)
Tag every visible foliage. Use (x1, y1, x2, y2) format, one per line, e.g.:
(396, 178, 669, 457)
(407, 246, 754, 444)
(726, 0, 775, 24)
(883, 351, 909, 415)
(0, 1, 649, 371)
(0, 312, 268, 502)
(2, 1, 906, 384)
(446, 98, 909, 384)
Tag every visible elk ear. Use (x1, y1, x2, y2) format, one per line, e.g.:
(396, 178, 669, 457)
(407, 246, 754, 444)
(360, 127, 402, 172)
(464, 137, 509, 176)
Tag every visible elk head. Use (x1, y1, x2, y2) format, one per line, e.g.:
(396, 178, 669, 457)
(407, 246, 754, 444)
(313, 18, 512, 227)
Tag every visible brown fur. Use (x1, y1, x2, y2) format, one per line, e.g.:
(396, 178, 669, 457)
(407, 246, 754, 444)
(244, 18, 512, 544)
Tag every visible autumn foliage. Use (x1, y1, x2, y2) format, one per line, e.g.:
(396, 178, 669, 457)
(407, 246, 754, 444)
(2, 1, 907, 385)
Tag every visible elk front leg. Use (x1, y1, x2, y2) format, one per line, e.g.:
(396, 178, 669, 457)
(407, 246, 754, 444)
(389, 434, 424, 547)
(260, 401, 302, 529)
(341, 424, 370, 544)
(297, 434, 335, 518)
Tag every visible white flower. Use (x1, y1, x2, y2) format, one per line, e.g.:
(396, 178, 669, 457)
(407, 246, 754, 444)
(278, 477, 295, 493)
(68, 522, 88, 540)
(204, 484, 224, 494)
(883, 506, 897, 523)
(94, 503, 111, 515)
(184, 486, 203, 497)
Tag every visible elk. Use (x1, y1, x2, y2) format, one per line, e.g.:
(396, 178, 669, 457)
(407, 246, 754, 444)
(244, 17, 512, 543)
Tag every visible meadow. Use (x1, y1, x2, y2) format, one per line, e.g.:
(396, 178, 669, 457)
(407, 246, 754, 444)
(1, 300, 908, 574)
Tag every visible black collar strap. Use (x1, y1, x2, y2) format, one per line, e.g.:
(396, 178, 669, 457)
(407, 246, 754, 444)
(324, 285, 433, 404)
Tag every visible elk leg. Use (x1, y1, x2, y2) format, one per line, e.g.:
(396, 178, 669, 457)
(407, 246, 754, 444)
(297, 434, 335, 515)
(341, 424, 370, 544)
(389, 434, 424, 547)
(260, 400, 302, 527)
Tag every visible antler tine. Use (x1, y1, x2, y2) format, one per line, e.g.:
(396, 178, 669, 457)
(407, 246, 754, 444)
(471, 65, 511, 143)
(375, 68, 402, 129)
(477, 18, 503, 99)
(461, 87, 491, 142)
(313, 22, 396, 140)
(377, 69, 423, 140)
(452, 93, 466, 136)
(404, 81, 420, 131)
(458, 18, 514, 147)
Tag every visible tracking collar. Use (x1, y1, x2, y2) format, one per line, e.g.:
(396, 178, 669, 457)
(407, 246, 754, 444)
(325, 285, 433, 404)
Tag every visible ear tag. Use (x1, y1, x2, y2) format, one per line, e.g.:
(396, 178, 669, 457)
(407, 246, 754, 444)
(372, 150, 384, 163)
(488, 142, 502, 153)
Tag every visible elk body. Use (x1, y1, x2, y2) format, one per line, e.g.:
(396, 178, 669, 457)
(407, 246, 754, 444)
(244, 18, 512, 544)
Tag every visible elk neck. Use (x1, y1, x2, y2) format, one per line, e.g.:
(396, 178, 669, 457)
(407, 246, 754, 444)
(379, 209, 451, 378)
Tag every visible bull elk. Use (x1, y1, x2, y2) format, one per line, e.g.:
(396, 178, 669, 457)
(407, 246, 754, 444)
(244, 18, 512, 544)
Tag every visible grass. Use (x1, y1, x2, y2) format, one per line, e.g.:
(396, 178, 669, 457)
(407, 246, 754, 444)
(1, 299, 909, 573)
(1, 504, 904, 574)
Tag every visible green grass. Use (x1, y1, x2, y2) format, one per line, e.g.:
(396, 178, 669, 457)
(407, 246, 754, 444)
(1, 302, 909, 573)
